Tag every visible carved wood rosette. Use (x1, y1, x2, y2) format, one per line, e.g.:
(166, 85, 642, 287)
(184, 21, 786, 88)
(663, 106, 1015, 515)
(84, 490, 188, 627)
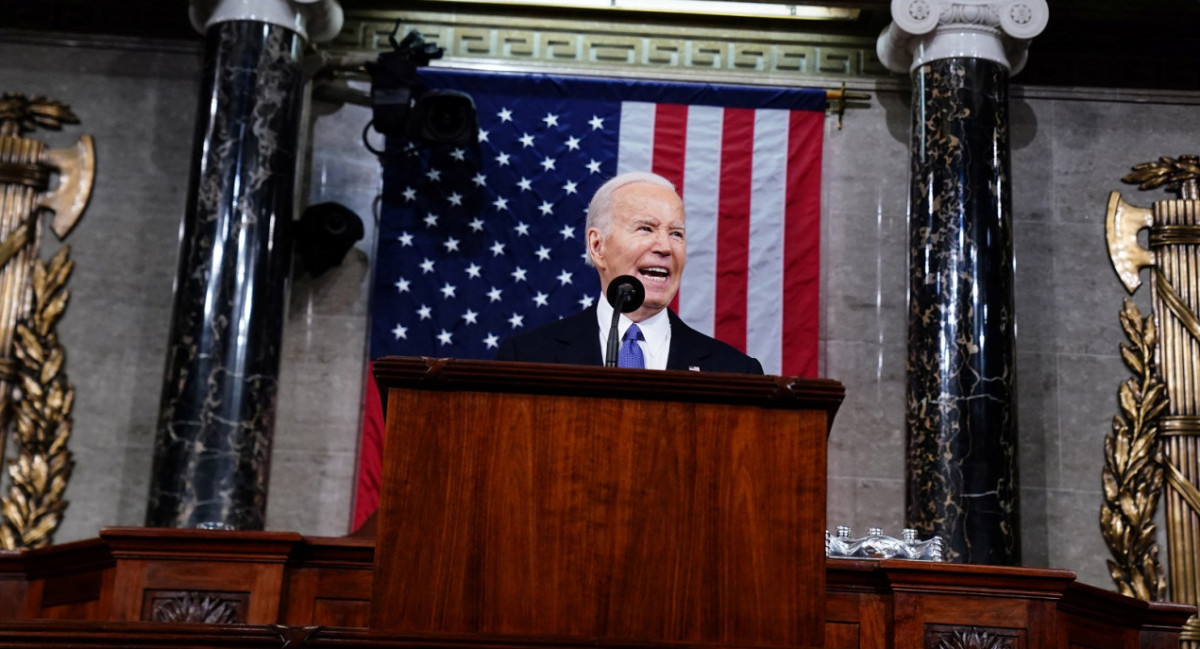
(925, 624, 1020, 649)
(0, 94, 92, 550)
(142, 589, 248, 624)
(1105, 155, 1200, 645)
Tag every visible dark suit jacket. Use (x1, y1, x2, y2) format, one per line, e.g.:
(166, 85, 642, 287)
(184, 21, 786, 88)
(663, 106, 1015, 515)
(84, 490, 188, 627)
(495, 306, 764, 375)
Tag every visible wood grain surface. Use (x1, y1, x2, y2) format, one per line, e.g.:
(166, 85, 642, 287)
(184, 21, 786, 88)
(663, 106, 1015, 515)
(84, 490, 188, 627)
(370, 359, 837, 648)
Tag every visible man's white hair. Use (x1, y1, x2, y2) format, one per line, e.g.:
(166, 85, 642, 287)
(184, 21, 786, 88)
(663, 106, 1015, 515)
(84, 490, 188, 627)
(584, 171, 678, 267)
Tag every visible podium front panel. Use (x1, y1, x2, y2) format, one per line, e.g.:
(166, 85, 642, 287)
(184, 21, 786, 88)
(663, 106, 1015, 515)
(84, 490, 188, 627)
(370, 358, 841, 649)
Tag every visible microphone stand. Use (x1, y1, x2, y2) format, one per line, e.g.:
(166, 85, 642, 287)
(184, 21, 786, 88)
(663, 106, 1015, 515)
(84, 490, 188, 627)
(604, 285, 632, 367)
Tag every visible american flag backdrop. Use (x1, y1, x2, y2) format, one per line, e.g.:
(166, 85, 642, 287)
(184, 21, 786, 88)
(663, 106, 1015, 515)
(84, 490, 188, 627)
(353, 69, 825, 528)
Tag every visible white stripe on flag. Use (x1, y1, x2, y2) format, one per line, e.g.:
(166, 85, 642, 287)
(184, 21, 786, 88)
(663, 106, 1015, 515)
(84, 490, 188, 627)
(678, 105, 723, 338)
(617, 102, 655, 175)
(746, 109, 789, 374)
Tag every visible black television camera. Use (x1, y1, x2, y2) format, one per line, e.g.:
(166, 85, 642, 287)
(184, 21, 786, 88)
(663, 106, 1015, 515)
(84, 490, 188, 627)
(367, 29, 477, 146)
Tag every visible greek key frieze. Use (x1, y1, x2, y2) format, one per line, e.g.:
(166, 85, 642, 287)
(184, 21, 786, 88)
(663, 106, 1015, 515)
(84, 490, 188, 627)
(336, 12, 881, 80)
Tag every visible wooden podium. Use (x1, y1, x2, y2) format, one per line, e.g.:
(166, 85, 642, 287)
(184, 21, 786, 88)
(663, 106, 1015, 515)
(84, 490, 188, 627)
(369, 357, 845, 649)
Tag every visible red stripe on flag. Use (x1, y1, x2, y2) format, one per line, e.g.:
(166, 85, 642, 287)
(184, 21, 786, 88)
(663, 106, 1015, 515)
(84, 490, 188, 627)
(651, 103, 688, 314)
(651, 103, 688, 188)
(782, 109, 823, 377)
(714, 108, 755, 349)
(351, 361, 384, 531)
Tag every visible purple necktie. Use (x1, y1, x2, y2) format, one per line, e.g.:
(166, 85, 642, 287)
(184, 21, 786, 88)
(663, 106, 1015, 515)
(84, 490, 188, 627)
(618, 324, 645, 369)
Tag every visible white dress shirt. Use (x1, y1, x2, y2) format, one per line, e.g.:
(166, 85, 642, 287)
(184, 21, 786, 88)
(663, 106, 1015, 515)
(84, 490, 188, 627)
(595, 297, 672, 370)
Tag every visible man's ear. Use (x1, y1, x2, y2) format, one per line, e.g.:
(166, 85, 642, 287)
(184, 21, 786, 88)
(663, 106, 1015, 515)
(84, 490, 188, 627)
(586, 229, 604, 268)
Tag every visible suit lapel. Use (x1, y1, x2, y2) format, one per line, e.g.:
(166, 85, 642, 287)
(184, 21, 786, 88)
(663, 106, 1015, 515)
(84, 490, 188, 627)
(666, 310, 711, 371)
(552, 307, 604, 366)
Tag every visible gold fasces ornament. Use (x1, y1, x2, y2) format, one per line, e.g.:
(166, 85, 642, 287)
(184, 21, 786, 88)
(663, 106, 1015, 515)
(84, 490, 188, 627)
(1105, 154, 1200, 643)
(0, 93, 93, 549)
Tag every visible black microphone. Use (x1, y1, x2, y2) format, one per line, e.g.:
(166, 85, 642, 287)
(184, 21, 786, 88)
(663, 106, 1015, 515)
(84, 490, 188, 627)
(604, 275, 645, 367)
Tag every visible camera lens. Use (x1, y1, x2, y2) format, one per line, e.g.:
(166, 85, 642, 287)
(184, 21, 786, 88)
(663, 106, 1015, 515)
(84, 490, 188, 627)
(410, 90, 477, 145)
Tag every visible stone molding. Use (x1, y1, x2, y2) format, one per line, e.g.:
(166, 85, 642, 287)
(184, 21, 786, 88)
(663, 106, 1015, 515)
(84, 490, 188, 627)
(333, 10, 887, 81)
(876, 0, 1047, 74)
(189, 0, 343, 42)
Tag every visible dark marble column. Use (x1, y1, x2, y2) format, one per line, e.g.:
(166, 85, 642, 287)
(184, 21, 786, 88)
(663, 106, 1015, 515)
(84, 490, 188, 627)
(906, 58, 1018, 563)
(878, 0, 1047, 564)
(147, 2, 341, 529)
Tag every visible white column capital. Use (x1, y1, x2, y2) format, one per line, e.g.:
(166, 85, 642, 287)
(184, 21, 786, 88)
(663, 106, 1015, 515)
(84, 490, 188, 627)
(189, 0, 344, 42)
(877, 0, 1048, 75)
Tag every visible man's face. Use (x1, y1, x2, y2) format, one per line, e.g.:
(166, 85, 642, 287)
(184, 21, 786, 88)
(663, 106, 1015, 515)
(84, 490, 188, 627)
(587, 182, 686, 322)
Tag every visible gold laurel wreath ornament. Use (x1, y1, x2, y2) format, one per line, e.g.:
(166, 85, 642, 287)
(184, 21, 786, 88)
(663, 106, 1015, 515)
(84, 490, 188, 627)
(1101, 298, 1168, 601)
(0, 94, 93, 549)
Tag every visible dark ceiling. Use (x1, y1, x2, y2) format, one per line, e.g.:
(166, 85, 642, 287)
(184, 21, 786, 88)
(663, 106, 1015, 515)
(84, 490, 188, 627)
(3, 0, 1199, 91)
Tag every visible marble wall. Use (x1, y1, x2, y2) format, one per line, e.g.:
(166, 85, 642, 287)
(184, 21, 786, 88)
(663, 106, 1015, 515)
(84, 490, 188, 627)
(1, 34, 1195, 590)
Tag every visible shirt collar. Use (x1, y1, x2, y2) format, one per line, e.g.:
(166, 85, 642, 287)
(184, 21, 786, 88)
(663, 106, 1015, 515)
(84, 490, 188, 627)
(595, 298, 672, 369)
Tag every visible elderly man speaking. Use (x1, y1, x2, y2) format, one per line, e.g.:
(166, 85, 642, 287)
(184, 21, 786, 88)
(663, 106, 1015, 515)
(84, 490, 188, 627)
(495, 171, 763, 374)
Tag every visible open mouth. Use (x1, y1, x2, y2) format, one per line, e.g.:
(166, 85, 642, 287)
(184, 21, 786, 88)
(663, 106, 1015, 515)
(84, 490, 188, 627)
(639, 267, 670, 284)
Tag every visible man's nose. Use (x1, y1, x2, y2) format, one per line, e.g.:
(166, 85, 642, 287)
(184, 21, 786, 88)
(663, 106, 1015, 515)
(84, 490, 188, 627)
(650, 230, 671, 253)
